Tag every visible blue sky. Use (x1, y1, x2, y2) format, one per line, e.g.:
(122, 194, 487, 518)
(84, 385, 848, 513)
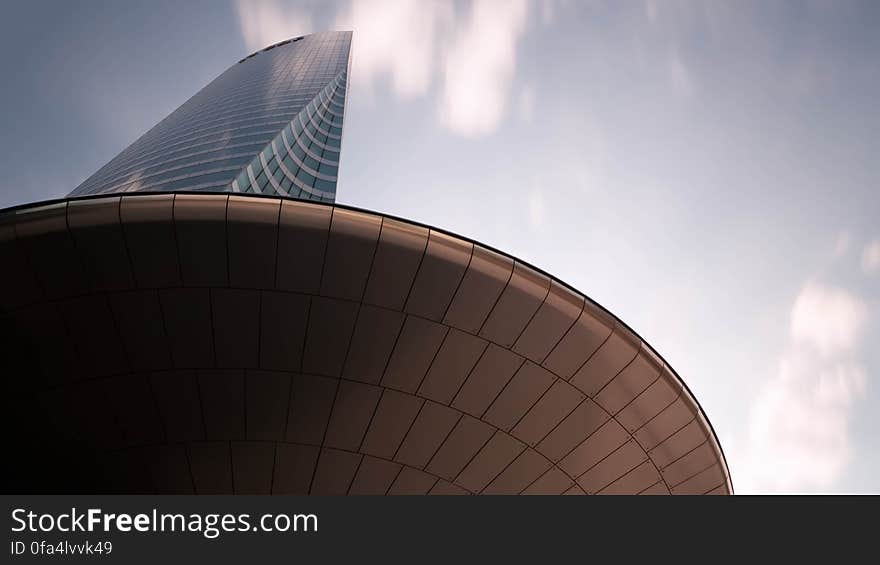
(1, 0, 878, 493)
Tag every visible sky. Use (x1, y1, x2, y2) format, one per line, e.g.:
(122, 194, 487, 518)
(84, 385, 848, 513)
(1, 0, 878, 493)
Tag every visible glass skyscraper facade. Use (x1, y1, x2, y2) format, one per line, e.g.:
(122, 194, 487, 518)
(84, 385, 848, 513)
(69, 31, 351, 203)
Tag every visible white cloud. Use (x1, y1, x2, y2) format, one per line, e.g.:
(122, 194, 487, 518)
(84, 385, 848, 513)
(644, 0, 658, 24)
(790, 280, 868, 357)
(517, 84, 534, 123)
(736, 351, 866, 493)
(539, 0, 561, 25)
(732, 281, 869, 493)
(335, 0, 453, 98)
(234, 0, 314, 52)
(236, 0, 538, 137)
(437, 0, 529, 136)
(527, 187, 545, 228)
(833, 231, 851, 258)
(862, 239, 880, 275)
(666, 49, 695, 98)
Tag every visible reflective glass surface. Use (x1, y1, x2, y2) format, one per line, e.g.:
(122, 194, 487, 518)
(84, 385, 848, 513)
(69, 31, 352, 202)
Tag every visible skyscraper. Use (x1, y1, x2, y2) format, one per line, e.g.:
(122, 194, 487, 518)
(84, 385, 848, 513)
(70, 31, 351, 202)
(0, 32, 731, 495)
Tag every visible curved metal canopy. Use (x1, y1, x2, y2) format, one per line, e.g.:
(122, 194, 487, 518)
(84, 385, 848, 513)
(0, 192, 732, 495)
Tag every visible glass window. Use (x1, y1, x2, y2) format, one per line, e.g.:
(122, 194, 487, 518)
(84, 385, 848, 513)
(292, 142, 306, 161)
(264, 154, 277, 171)
(281, 154, 295, 171)
(235, 169, 250, 188)
(154, 170, 234, 191)
(318, 162, 338, 176)
(296, 169, 316, 186)
(255, 170, 268, 189)
(314, 178, 335, 192)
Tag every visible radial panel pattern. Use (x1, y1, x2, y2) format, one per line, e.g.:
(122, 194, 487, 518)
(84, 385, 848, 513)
(0, 193, 731, 495)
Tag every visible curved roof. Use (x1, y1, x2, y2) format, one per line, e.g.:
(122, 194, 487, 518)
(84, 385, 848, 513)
(0, 192, 731, 495)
